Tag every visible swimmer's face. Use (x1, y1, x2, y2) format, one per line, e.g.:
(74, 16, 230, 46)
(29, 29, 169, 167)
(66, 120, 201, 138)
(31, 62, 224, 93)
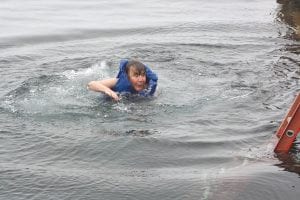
(127, 66, 146, 92)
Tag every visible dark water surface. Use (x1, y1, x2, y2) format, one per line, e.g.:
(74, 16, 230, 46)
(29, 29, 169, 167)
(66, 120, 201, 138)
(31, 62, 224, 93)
(1, 0, 300, 199)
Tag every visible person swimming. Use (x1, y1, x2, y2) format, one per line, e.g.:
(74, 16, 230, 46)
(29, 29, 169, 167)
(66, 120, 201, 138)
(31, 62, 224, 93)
(87, 59, 158, 101)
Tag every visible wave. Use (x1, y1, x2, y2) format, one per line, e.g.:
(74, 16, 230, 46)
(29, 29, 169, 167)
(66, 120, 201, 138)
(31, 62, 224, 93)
(0, 20, 276, 50)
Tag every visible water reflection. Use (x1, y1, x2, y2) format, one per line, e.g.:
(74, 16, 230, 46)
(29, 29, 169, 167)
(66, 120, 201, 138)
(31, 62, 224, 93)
(273, 0, 300, 81)
(275, 151, 300, 176)
(277, 0, 300, 40)
(274, 0, 300, 175)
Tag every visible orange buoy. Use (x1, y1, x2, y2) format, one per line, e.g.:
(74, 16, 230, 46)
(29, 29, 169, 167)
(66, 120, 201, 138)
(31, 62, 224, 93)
(274, 93, 300, 153)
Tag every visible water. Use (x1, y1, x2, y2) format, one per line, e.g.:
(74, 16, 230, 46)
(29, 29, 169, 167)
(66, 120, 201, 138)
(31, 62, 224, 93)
(0, 0, 300, 199)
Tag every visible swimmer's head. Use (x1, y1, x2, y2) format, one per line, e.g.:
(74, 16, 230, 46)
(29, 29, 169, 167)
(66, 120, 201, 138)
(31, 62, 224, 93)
(126, 60, 147, 92)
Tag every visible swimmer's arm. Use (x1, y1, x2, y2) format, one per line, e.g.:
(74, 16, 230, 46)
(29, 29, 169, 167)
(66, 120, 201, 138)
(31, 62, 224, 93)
(87, 78, 120, 101)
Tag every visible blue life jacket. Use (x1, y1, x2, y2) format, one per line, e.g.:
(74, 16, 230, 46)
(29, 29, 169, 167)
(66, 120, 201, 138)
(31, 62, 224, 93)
(113, 59, 158, 96)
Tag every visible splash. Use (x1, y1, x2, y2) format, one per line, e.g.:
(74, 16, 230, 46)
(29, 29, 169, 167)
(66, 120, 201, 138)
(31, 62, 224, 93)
(1, 60, 115, 117)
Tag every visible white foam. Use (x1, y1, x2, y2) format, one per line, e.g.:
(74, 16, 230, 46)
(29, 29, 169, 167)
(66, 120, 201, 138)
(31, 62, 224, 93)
(63, 60, 110, 80)
(112, 102, 132, 113)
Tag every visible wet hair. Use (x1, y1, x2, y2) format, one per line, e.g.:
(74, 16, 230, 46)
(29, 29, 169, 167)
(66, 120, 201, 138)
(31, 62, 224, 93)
(125, 60, 146, 76)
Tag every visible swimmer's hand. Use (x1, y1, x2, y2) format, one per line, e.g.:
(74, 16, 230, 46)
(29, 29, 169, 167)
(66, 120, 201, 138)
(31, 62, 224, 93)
(105, 89, 120, 101)
(87, 79, 120, 101)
